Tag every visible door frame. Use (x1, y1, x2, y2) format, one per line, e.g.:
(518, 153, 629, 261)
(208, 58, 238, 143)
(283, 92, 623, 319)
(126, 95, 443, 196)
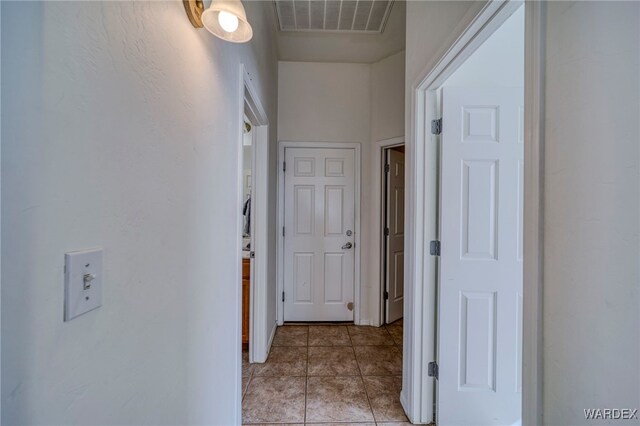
(404, 0, 544, 424)
(238, 65, 271, 365)
(276, 141, 362, 325)
(371, 136, 405, 327)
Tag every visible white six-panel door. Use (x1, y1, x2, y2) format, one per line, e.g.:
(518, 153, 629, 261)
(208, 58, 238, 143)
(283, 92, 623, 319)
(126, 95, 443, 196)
(438, 87, 524, 425)
(283, 147, 356, 322)
(385, 149, 405, 323)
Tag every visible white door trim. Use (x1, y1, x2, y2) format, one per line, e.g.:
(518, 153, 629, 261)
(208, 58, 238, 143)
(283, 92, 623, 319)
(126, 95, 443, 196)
(404, 1, 543, 424)
(371, 136, 405, 327)
(522, 2, 545, 424)
(238, 65, 272, 369)
(277, 141, 362, 325)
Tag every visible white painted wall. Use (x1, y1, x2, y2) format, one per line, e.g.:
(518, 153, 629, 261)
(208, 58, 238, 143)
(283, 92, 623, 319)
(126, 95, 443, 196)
(372, 51, 406, 141)
(443, 6, 524, 88)
(278, 54, 405, 325)
(543, 2, 640, 424)
(1, 1, 278, 425)
(278, 62, 371, 144)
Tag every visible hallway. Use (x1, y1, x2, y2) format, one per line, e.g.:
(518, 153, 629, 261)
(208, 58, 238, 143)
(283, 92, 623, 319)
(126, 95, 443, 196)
(242, 322, 407, 425)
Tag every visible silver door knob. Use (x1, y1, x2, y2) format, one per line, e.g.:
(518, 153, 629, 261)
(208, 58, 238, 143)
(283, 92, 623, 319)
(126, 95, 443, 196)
(342, 242, 353, 250)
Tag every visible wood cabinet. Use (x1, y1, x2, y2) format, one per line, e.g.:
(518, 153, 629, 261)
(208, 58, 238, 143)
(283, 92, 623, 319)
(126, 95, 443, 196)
(242, 258, 250, 348)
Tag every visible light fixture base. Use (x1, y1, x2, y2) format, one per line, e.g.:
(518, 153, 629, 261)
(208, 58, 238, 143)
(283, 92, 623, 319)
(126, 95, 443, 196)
(183, 0, 205, 28)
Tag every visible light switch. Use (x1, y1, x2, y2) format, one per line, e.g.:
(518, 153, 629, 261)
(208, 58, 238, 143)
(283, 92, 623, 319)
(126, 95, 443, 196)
(64, 248, 103, 321)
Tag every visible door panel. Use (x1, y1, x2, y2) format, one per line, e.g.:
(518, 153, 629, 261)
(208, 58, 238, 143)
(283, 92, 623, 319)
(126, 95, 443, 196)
(284, 147, 355, 321)
(385, 149, 405, 323)
(438, 87, 523, 425)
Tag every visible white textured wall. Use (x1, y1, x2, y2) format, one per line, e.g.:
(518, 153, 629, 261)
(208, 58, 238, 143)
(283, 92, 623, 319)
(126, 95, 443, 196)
(372, 51, 406, 142)
(543, 2, 640, 424)
(278, 56, 405, 325)
(1, 1, 278, 425)
(278, 61, 371, 144)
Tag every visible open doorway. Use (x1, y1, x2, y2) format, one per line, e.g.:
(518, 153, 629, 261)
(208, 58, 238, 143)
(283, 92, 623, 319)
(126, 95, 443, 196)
(427, 4, 525, 425)
(382, 144, 405, 325)
(238, 65, 271, 410)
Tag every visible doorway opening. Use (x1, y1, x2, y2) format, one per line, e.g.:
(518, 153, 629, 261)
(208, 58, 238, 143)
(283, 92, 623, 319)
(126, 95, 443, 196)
(407, 1, 535, 424)
(237, 66, 271, 419)
(381, 143, 405, 326)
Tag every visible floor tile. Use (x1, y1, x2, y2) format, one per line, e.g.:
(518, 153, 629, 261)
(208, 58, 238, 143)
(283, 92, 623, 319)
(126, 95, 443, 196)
(354, 345, 403, 376)
(243, 324, 408, 425)
(242, 350, 254, 378)
(305, 423, 376, 426)
(308, 346, 359, 376)
(362, 376, 408, 422)
(242, 375, 250, 399)
(388, 318, 403, 327)
(306, 376, 374, 423)
(242, 376, 306, 424)
(253, 346, 307, 377)
(386, 324, 403, 346)
(272, 325, 308, 347)
(308, 325, 351, 346)
(347, 325, 394, 346)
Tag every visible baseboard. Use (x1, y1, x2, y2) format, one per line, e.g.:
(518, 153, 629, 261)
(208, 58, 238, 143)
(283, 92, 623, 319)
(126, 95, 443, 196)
(356, 318, 376, 326)
(266, 320, 277, 353)
(400, 390, 413, 423)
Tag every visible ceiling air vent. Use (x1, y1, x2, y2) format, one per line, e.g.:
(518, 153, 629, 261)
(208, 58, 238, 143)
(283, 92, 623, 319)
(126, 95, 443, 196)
(275, 0, 394, 33)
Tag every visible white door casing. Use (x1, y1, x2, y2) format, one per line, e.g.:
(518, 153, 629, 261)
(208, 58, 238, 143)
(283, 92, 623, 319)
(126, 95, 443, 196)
(283, 147, 356, 322)
(438, 87, 524, 425)
(385, 149, 405, 324)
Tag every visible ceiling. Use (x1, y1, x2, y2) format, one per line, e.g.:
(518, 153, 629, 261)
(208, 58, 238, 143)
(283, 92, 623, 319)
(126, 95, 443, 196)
(275, 0, 394, 33)
(275, 0, 406, 64)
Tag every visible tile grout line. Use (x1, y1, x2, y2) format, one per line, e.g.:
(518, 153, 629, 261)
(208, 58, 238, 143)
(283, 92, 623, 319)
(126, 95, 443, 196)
(347, 325, 377, 424)
(304, 325, 309, 425)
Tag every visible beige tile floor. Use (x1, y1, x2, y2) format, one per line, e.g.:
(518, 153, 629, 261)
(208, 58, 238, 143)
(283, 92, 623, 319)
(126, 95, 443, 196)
(242, 320, 411, 425)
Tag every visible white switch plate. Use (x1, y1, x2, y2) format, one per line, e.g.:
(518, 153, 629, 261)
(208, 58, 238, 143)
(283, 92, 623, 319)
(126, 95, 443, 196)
(64, 248, 103, 321)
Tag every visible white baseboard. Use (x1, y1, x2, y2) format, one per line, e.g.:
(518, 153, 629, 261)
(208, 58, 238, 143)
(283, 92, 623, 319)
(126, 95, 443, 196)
(400, 390, 414, 424)
(266, 321, 277, 352)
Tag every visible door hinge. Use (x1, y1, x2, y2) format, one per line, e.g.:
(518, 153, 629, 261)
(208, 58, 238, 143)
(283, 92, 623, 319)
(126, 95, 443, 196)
(384, 227, 390, 236)
(384, 291, 389, 300)
(282, 227, 285, 237)
(430, 240, 441, 256)
(283, 161, 286, 172)
(249, 251, 255, 259)
(384, 163, 390, 173)
(282, 291, 285, 302)
(428, 361, 439, 379)
(431, 118, 442, 135)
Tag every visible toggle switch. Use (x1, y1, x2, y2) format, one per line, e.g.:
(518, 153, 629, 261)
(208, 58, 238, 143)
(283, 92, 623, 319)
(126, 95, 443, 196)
(83, 273, 96, 290)
(64, 248, 103, 321)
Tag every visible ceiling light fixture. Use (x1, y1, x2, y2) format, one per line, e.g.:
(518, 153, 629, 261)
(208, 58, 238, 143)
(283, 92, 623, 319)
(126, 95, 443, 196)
(183, 0, 253, 43)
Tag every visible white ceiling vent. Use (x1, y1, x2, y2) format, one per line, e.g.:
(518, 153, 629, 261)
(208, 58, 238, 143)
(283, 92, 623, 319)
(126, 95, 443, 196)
(275, 0, 394, 33)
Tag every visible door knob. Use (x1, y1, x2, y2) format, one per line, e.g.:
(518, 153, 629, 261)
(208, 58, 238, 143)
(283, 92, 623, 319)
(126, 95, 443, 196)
(342, 242, 353, 250)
